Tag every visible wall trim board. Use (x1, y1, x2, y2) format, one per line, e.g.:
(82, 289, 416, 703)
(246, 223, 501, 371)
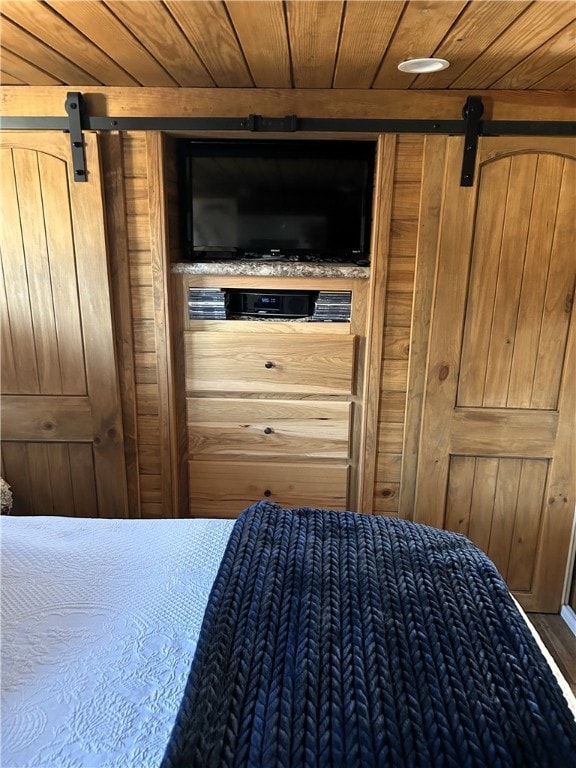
(1, 87, 575, 122)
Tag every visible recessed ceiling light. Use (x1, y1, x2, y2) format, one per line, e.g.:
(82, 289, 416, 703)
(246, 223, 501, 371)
(398, 58, 450, 74)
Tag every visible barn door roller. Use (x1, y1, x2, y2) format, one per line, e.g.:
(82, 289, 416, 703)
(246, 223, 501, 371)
(64, 92, 87, 182)
(460, 95, 484, 187)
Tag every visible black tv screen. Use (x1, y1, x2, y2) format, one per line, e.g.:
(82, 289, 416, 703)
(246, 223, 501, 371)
(178, 140, 375, 262)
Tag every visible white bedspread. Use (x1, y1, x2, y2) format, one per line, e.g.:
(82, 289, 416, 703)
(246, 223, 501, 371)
(1, 515, 235, 768)
(2, 514, 575, 768)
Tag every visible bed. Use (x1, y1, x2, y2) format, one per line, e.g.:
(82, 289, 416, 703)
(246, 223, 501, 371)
(2, 502, 575, 768)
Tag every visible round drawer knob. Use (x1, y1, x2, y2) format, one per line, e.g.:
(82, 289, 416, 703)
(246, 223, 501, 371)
(263, 489, 272, 497)
(263, 427, 273, 434)
(264, 361, 274, 369)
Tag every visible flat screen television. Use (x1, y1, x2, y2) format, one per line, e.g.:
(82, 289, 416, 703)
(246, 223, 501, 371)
(177, 140, 375, 263)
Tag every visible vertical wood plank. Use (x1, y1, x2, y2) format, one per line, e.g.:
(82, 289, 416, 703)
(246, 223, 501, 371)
(487, 458, 522, 579)
(457, 158, 511, 406)
(483, 154, 538, 407)
(507, 155, 563, 407)
(47, 443, 75, 516)
(0, 257, 18, 393)
(399, 135, 447, 520)
(358, 134, 395, 513)
(445, 456, 475, 536)
(27, 443, 53, 515)
(468, 458, 499, 553)
(146, 132, 177, 517)
(0, 148, 40, 394)
(1, 443, 33, 515)
(100, 131, 141, 518)
(507, 460, 548, 592)
(13, 148, 63, 394)
(531, 157, 576, 409)
(69, 444, 99, 518)
(38, 151, 87, 395)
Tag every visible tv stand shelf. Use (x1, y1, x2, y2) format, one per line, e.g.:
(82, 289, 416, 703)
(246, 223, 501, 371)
(171, 260, 370, 280)
(170, 272, 369, 518)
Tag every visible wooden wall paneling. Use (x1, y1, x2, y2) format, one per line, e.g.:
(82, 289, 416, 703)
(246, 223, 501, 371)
(100, 131, 140, 518)
(374, 135, 424, 517)
(145, 132, 182, 517)
(47, 0, 178, 86)
(357, 134, 395, 513)
(164, 134, 189, 519)
(399, 135, 447, 520)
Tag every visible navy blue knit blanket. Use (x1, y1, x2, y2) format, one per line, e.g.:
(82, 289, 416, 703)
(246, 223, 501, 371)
(162, 502, 576, 768)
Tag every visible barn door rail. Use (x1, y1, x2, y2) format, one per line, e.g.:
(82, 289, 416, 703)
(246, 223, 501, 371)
(2, 92, 574, 183)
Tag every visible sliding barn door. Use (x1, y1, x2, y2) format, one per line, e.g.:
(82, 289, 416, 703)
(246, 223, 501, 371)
(0, 132, 128, 518)
(412, 136, 575, 612)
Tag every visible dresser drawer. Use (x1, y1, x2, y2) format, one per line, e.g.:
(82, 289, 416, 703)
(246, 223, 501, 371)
(189, 460, 349, 517)
(184, 332, 356, 394)
(187, 398, 351, 459)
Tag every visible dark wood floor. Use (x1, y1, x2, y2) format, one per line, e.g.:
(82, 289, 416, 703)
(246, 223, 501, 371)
(528, 613, 576, 694)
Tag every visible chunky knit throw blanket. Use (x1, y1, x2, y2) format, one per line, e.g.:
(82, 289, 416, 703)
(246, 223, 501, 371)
(162, 502, 576, 768)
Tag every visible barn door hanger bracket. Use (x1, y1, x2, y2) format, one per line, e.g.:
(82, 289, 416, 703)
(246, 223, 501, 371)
(243, 114, 298, 132)
(64, 92, 87, 182)
(460, 95, 484, 187)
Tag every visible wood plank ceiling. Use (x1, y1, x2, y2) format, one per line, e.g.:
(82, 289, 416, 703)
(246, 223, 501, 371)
(0, 0, 574, 91)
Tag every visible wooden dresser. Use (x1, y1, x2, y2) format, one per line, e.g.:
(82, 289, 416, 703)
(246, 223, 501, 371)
(171, 271, 369, 518)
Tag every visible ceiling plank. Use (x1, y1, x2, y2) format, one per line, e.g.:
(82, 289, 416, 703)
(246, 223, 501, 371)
(0, 48, 63, 86)
(373, 0, 468, 89)
(285, 0, 344, 88)
(0, 15, 101, 84)
(333, 0, 405, 88)
(226, 0, 291, 87)
(1, 0, 138, 86)
(47, 0, 178, 87)
(413, 0, 532, 90)
(492, 19, 576, 89)
(0, 70, 26, 85)
(165, 1, 252, 87)
(529, 58, 576, 90)
(103, 0, 214, 87)
(451, 0, 576, 89)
